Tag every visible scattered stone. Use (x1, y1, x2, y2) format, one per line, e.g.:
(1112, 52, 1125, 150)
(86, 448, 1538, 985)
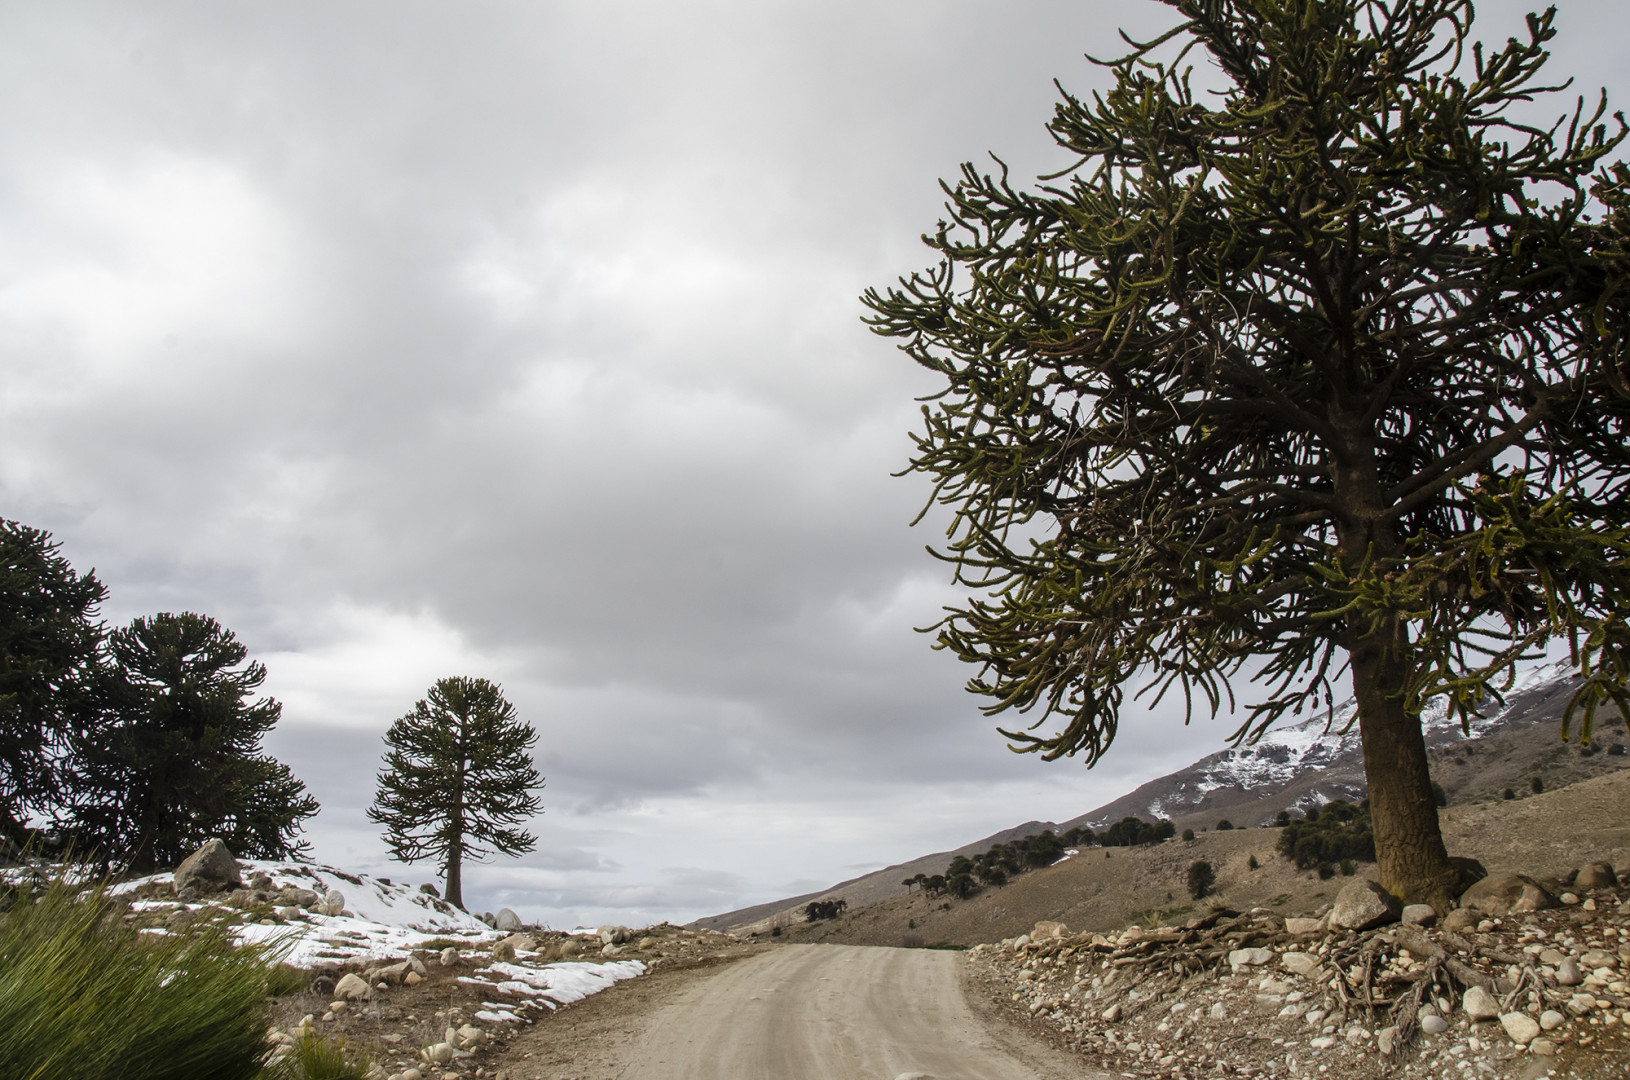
(496, 933, 535, 953)
(1309, 1035, 1336, 1050)
(1420, 1014, 1449, 1035)
(1441, 908, 1478, 933)
(1401, 903, 1436, 927)
(1529, 1037, 1557, 1057)
(1101, 1003, 1123, 1023)
(405, 971, 421, 986)
(1228, 947, 1273, 968)
(309, 975, 335, 997)
(491, 940, 516, 962)
(1575, 861, 1617, 890)
(323, 888, 346, 910)
(1210, 1002, 1227, 1020)
(1500, 1011, 1541, 1045)
(334, 973, 372, 1001)
(1560, 891, 1580, 905)
(494, 907, 523, 932)
(1459, 873, 1554, 916)
(1556, 957, 1583, 986)
(1463, 985, 1500, 1021)
(1375, 1026, 1397, 1055)
(440, 947, 460, 967)
(1283, 916, 1324, 935)
(172, 838, 243, 900)
(280, 886, 320, 908)
(1580, 948, 1618, 970)
(418, 882, 440, 897)
(1279, 951, 1318, 976)
(1328, 880, 1401, 931)
(424, 1042, 455, 1065)
(1539, 1009, 1565, 1031)
(1032, 920, 1069, 940)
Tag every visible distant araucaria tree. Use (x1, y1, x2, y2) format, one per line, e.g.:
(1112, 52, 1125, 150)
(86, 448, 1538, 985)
(864, 0, 1630, 909)
(368, 677, 544, 909)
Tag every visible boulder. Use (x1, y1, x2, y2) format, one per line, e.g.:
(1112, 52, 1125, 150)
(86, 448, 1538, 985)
(1328, 880, 1401, 931)
(1462, 985, 1499, 1022)
(1500, 1012, 1541, 1045)
(1574, 862, 1617, 891)
(280, 887, 320, 909)
(172, 839, 243, 900)
(439, 947, 460, 967)
(598, 925, 631, 945)
(491, 940, 516, 962)
(1459, 873, 1554, 916)
(494, 907, 523, 932)
(1032, 920, 1069, 940)
(323, 888, 346, 910)
(1401, 904, 1437, 927)
(1580, 948, 1618, 971)
(1228, 947, 1274, 967)
(419, 883, 440, 897)
(333, 973, 372, 1001)
(1441, 908, 1477, 933)
(496, 933, 535, 954)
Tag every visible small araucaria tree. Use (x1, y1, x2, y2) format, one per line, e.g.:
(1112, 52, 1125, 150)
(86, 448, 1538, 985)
(368, 676, 544, 909)
(864, 0, 1630, 909)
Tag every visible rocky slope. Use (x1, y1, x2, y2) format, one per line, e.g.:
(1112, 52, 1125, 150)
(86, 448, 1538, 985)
(971, 862, 1630, 1079)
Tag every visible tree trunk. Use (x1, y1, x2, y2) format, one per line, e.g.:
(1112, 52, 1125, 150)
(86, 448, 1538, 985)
(445, 848, 463, 910)
(1349, 629, 1457, 911)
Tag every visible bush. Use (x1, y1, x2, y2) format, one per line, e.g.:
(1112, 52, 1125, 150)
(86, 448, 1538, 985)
(1216, 820, 1234, 831)
(268, 1034, 374, 1080)
(1247, 853, 1259, 870)
(0, 875, 282, 1080)
(1275, 801, 1375, 870)
(1531, 776, 1544, 794)
(1187, 860, 1216, 900)
(1340, 858, 1356, 876)
(803, 899, 848, 922)
(1317, 861, 1336, 880)
(1182, 828, 1195, 842)
(1503, 788, 1516, 800)
(1431, 781, 1448, 807)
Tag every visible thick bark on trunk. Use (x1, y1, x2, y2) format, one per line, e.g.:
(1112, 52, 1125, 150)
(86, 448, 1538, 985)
(1350, 632, 1457, 911)
(445, 849, 463, 910)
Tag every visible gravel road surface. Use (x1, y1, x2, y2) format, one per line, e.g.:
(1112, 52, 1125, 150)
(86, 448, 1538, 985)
(615, 943, 1104, 1079)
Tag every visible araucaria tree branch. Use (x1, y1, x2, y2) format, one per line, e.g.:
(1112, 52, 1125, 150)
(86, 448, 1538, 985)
(864, 0, 1630, 910)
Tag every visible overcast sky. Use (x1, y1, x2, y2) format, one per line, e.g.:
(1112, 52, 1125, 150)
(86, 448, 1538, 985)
(3, 0, 1624, 929)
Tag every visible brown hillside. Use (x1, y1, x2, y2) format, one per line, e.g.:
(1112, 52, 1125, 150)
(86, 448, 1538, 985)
(771, 769, 1630, 948)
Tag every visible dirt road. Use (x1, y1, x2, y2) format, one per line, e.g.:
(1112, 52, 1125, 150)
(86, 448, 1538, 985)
(610, 943, 1104, 1080)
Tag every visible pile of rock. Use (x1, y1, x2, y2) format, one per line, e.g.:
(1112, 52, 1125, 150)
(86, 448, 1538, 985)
(970, 858, 1629, 1079)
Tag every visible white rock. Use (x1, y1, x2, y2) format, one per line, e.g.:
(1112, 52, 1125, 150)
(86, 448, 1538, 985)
(494, 907, 523, 932)
(440, 946, 460, 967)
(1228, 947, 1274, 967)
(1304, 1010, 1327, 1027)
(1281, 951, 1319, 976)
(323, 888, 345, 909)
(1539, 1010, 1564, 1030)
(1310, 1036, 1336, 1050)
(1210, 1002, 1227, 1020)
(1529, 1038, 1557, 1056)
(1556, 958, 1583, 986)
(1101, 1003, 1123, 1022)
(424, 1042, 455, 1064)
(1420, 1014, 1448, 1035)
(1463, 985, 1500, 1021)
(333, 973, 372, 1001)
(1328, 880, 1401, 931)
(1500, 1012, 1541, 1045)
(1376, 1026, 1397, 1055)
(1284, 916, 1325, 935)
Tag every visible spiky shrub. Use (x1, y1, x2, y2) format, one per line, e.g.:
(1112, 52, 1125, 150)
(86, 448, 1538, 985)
(0, 876, 280, 1080)
(267, 1034, 374, 1080)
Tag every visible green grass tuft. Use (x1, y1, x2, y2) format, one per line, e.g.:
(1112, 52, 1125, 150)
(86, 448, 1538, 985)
(0, 873, 287, 1080)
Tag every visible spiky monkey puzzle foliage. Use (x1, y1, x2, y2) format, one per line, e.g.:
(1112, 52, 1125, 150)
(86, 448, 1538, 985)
(864, 0, 1630, 908)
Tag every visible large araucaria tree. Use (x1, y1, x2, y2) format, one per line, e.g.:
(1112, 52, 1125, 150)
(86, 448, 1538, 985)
(864, 0, 1630, 908)
(368, 677, 544, 910)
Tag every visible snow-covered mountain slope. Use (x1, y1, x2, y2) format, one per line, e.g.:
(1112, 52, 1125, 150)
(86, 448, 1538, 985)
(1063, 660, 1624, 832)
